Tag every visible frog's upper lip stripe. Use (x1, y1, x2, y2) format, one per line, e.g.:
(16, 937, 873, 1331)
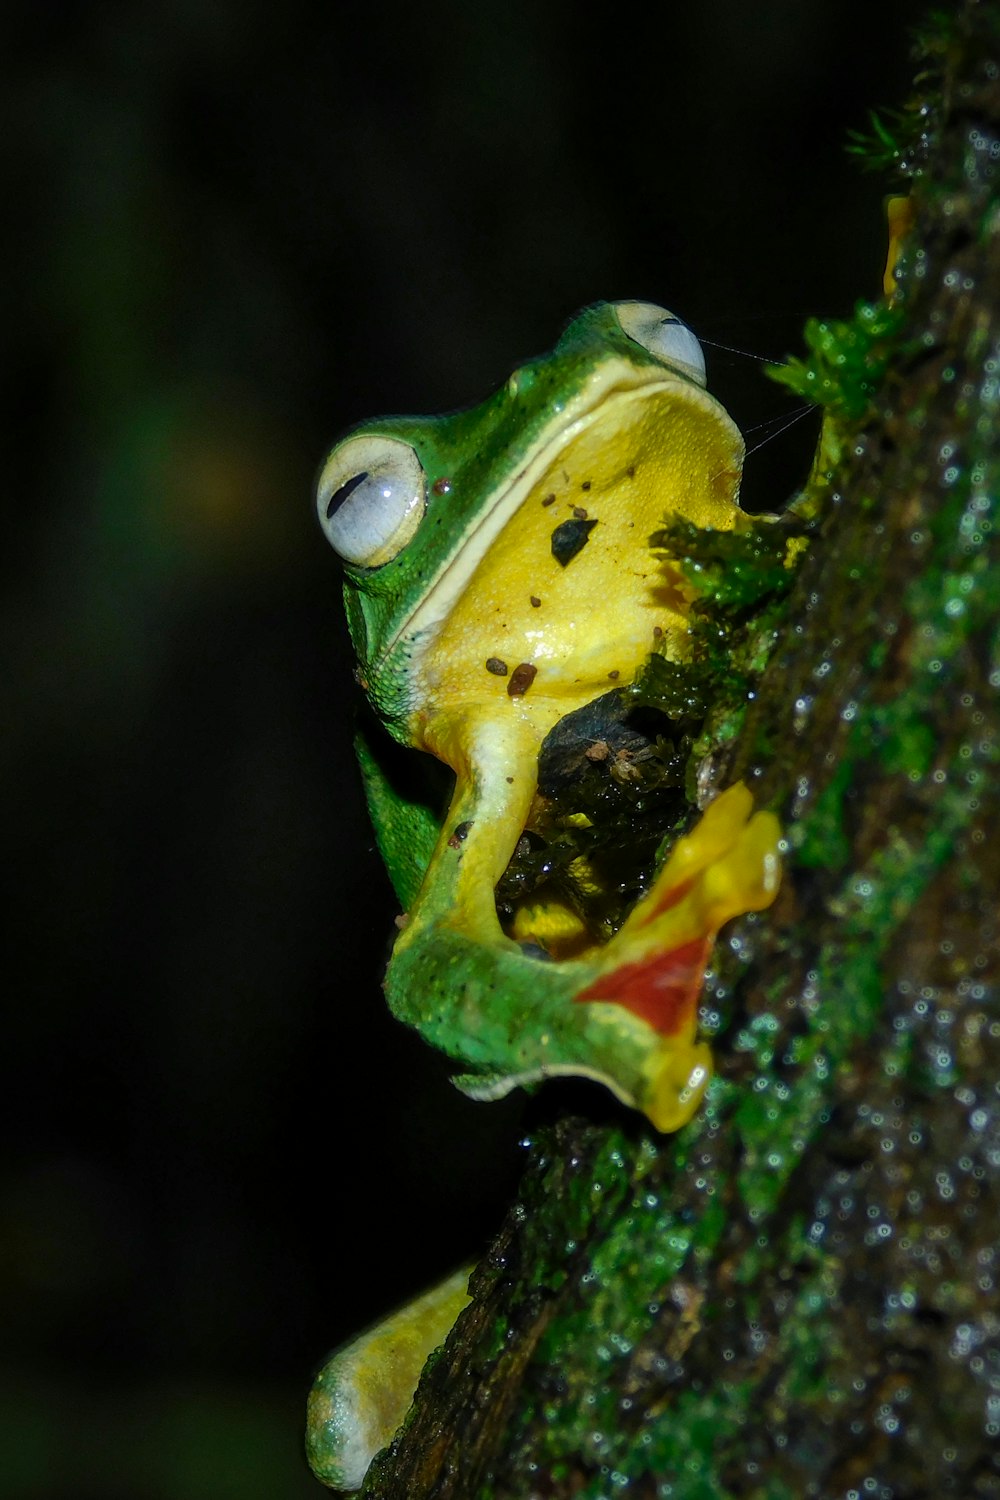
(374, 363, 741, 678)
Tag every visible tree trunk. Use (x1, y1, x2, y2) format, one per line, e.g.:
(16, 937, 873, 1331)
(363, 5, 1000, 1495)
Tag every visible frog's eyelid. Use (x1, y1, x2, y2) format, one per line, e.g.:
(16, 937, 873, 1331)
(613, 300, 707, 388)
(316, 436, 426, 569)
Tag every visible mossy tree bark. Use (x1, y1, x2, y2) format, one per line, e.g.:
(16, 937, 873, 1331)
(364, 5, 1000, 1495)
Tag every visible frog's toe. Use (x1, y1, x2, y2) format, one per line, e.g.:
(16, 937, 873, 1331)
(639, 1039, 712, 1133)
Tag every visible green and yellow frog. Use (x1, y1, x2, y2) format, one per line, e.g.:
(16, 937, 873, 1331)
(315, 300, 780, 1135)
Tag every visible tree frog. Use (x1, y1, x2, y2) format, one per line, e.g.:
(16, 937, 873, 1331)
(316, 301, 780, 1134)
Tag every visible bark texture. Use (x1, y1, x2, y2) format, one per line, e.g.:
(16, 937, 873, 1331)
(364, 6, 1000, 1495)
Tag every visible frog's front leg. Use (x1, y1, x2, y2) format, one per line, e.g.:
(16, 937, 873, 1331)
(387, 709, 780, 1132)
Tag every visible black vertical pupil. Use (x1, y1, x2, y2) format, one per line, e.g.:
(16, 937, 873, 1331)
(326, 470, 369, 521)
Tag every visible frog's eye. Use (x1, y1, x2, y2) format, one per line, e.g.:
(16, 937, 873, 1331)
(614, 301, 707, 388)
(316, 436, 426, 568)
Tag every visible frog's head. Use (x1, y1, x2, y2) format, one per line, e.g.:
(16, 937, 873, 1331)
(316, 301, 743, 761)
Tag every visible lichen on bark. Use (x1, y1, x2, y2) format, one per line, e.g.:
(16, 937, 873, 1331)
(361, 5, 1000, 1495)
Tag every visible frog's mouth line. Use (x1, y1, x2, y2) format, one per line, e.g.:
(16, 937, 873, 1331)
(373, 364, 742, 680)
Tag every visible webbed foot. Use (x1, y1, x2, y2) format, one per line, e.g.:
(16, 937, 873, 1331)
(390, 780, 780, 1133)
(573, 782, 781, 1129)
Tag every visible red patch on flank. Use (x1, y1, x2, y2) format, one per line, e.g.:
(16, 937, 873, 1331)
(575, 937, 711, 1035)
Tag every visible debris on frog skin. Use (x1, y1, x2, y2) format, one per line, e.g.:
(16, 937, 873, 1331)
(507, 662, 538, 696)
(550, 515, 598, 565)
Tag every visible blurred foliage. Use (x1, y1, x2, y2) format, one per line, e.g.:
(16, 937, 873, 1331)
(2, 0, 924, 1493)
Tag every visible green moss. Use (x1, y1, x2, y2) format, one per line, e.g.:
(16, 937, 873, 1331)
(648, 518, 805, 613)
(768, 299, 906, 421)
(845, 6, 964, 180)
(791, 758, 853, 871)
(846, 99, 939, 179)
(635, 517, 810, 795)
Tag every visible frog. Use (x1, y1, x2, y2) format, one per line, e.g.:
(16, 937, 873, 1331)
(315, 300, 781, 1136)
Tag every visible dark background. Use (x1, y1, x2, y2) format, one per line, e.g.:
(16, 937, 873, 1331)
(4, 2, 922, 1495)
